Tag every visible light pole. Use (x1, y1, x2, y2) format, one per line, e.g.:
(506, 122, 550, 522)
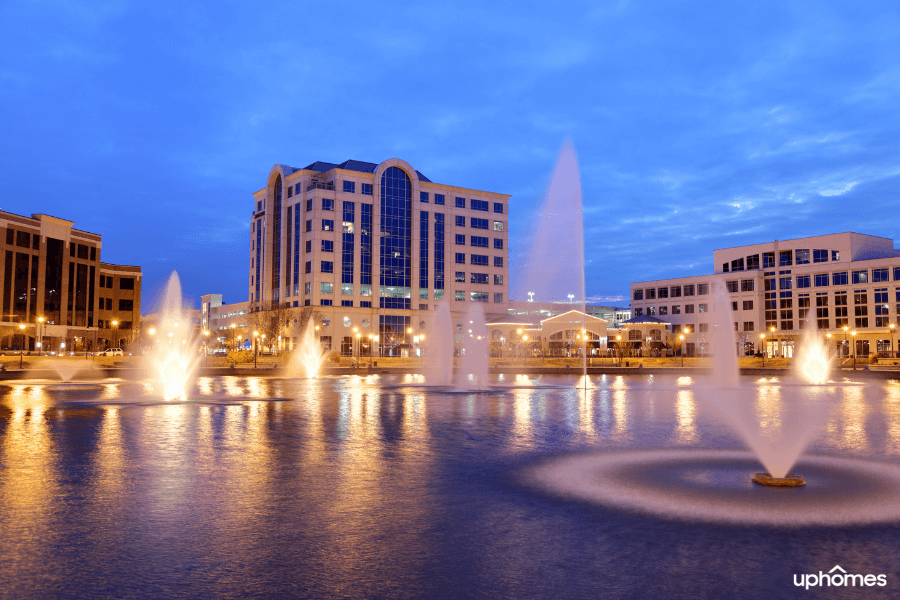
(679, 334, 685, 367)
(367, 334, 374, 367)
(356, 332, 361, 364)
(616, 335, 622, 366)
(230, 323, 236, 352)
(760, 333, 766, 367)
(852, 330, 857, 369)
(843, 325, 849, 360)
(770, 325, 776, 358)
(37, 316, 45, 356)
(253, 330, 259, 368)
(112, 320, 119, 351)
(891, 323, 896, 359)
(18, 323, 25, 368)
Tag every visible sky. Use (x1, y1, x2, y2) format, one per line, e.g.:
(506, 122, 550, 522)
(2, 1, 899, 312)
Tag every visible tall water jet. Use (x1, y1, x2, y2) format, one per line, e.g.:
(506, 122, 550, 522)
(516, 140, 587, 378)
(455, 302, 489, 389)
(146, 272, 200, 401)
(794, 318, 833, 385)
(294, 321, 327, 378)
(422, 300, 453, 385)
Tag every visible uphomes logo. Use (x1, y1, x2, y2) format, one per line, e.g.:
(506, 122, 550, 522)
(794, 565, 887, 589)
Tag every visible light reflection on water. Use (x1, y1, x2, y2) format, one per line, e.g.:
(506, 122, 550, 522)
(1, 374, 900, 597)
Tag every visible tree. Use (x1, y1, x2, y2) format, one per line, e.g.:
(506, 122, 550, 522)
(247, 302, 320, 353)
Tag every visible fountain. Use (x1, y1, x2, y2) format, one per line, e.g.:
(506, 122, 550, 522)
(454, 302, 489, 390)
(422, 301, 454, 386)
(145, 271, 201, 401)
(293, 321, 327, 378)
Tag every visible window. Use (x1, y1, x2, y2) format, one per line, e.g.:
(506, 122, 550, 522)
(832, 250, 840, 262)
(835, 292, 848, 327)
(698, 283, 709, 295)
(670, 286, 681, 297)
(646, 288, 656, 300)
(699, 303, 708, 313)
(740, 279, 754, 292)
(494, 238, 503, 249)
(494, 293, 503, 303)
(634, 289, 644, 301)
(873, 268, 889, 282)
(342, 300, 354, 307)
(320, 282, 333, 294)
(455, 197, 465, 208)
(763, 252, 775, 268)
(726, 281, 738, 293)
(455, 253, 465, 264)
(722, 263, 729, 273)
(814, 273, 828, 287)
(360, 300, 371, 308)
(342, 284, 353, 295)
(494, 202, 503, 214)
(471, 199, 488, 211)
(779, 250, 792, 266)
(493, 221, 504, 231)
(743, 300, 754, 310)
(455, 234, 466, 245)
(816, 295, 829, 329)
(455, 290, 465, 301)
(321, 299, 332, 306)
(731, 258, 744, 272)
(322, 198, 334, 211)
(743, 322, 754, 332)
(731, 301, 737, 311)
(634, 308, 643, 317)
(659, 307, 668, 316)
(455, 215, 465, 227)
(833, 272, 848, 286)
(435, 194, 445, 205)
(494, 256, 503, 268)
(471, 236, 488, 248)
(362, 183, 372, 195)
(746, 254, 760, 270)
(494, 274, 503, 285)
(796, 275, 810, 288)
(471, 254, 488, 266)
(321, 261, 333, 273)
(421, 191, 429, 203)
(813, 249, 828, 263)
(852, 270, 868, 285)
(455, 272, 465, 283)
(795, 249, 810, 265)
(343, 181, 355, 193)
(471, 273, 489, 284)
(118, 299, 133, 311)
(685, 304, 694, 313)
(895, 267, 900, 281)
(698, 323, 709, 333)
(306, 199, 313, 212)
(471, 218, 488, 229)
(305, 261, 311, 274)
(658, 287, 669, 298)
(119, 278, 134, 290)
(320, 240, 333, 253)
(672, 305, 681, 314)
(322, 219, 334, 231)
(306, 220, 312, 232)
(683, 284, 695, 296)
(470, 292, 488, 303)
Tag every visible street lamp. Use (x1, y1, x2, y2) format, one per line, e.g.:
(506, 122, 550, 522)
(760, 333, 766, 367)
(616, 335, 622, 366)
(679, 334, 685, 367)
(843, 325, 849, 359)
(852, 330, 857, 370)
(253, 330, 259, 368)
(356, 332, 361, 363)
(230, 323, 236, 352)
(891, 323, 896, 359)
(112, 320, 119, 352)
(37, 316, 45, 356)
(18, 323, 25, 368)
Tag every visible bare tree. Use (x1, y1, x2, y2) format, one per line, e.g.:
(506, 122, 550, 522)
(246, 301, 324, 353)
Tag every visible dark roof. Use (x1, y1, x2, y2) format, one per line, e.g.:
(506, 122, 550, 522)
(621, 315, 671, 325)
(299, 160, 431, 182)
(277, 164, 300, 175)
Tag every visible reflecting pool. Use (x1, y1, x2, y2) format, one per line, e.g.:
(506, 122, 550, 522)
(1, 374, 899, 598)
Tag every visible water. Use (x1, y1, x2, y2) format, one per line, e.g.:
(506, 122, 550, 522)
(144, 271, 200, 401)
(422, 301, 453, 385)
(455, 302, 489, 389)
(290, 321, 327, 378)
(1, 373, 899, 598)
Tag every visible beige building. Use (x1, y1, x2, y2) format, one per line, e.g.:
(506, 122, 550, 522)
(630, 232, 900, 358)
(0, 211, 141, 352)
(245, 158, 511, 355)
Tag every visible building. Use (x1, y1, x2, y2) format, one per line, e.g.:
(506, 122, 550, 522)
(630, 232, 900, 358)
(247, 159, 510, 355)
(507, 299, 630, 328)
(0, 211, 141, 352)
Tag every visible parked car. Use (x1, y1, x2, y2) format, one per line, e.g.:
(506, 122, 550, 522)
(100, 348, 124, 357)
(1, 347, 27, 355)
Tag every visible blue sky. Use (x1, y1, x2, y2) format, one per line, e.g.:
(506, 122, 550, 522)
(2, 1, 898, 311)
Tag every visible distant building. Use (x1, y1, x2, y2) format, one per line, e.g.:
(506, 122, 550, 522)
(0, 211, 141, 352)
(630, 232, 900, 358)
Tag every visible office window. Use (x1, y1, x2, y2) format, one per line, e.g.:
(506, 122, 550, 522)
(659, 307, 668, 316)
(455, 197, 465, 208)
(452, 271, 464, 283)
(322, 219, 334, 231)
(743, 322, 754, 332)
(813, 249, 828, 263)
(699, 303, 708, 313)
(494, 274, 503, 285)
(494, 256, 503, 268)
(342, 284, 353, 295)
(780, 250, 792, 266)
(658, 287, 669, 298)
(796, 275, 810, 288)
(722, 263, 729, 273)
(471, 236, 488, 248)
(494, 293, 503, 303)
(795, 249, 810, 265)
(471, 218, 488, 230)
(435, 194, 445, 205)
(634, 289, 644, 300)
(670, 286, 681, 297)
(494, 238, 503, 249)
(731, 258, 744, 272)
(321, 240, 333, 253)
(493, 221, 504, 232)
(321, 299, 332, 306)
(646, 288, 656, 300)
(494, 202, 503, 214)
(455, 215, 465, 227)
(455, 290, 465, 301)
(746, 254, 760, 270)
(763, 252, 775, 268)
(835, 292, 848, 327)
(894, 267, 900, 281)
(738, 279, 753, 292)
(471, 254, 488, 266)
(743, 300, 754, 310)
(470, 292, 488, 303)
(361, 183, 372, 195)
(683, 284, 695, 296)
(320, 282, 333, 294)
(455, 234, 466, 245)
(672, 305, 681, 314)
(726, 281, 738, 293)
(852, 270, 868, 285)
(420, 191, 429, 203)
(321, 261, 333, 273)
(471, 273, 489, 284)
(833, 271, 848, 286)
(698, 323, 709, 333)
(814, 273, 828, 287)
(305, 261, 311, 274)
(322, 198, 334, 211)
(306, 220, 312, 232)
(685, 304, 694, 313)
(471, 199, 488, 211)
(342, 300, 354, 307)
(698, 284, 709, 295)
(455, 253, 465, 264)
(343, 181, 355, 193)
(832, 250, 840, 261)
(305, 240, 311, 253)
(306, 199, 312, 212)
(874, 268, 889, 282)
(360, 301, 371, 308)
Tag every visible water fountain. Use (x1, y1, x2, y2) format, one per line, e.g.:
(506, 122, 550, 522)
(145, 271, 201, 401)
(422, 301, 453, 386)
(454, 302, 489, 390)
(293, 321, 327, 378)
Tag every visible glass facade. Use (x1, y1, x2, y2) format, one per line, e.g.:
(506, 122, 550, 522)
(419, 210, 429, 291)
(271, 175, 282, 302)
(379, 167, 411, 309)
(360, 203, 372, 287)
(342, 201, 355, 288)
(434, 213, 445, 293)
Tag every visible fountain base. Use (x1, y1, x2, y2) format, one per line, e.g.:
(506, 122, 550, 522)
(752, 472, 805, 487)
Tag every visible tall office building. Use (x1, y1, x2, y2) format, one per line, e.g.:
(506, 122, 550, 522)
(248, 159, 510, 354)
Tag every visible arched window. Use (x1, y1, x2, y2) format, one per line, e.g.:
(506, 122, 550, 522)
(629, 329, 642, 341)
(649, 329, 662, 342)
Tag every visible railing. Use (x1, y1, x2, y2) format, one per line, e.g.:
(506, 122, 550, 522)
(307, 182, 335, 192)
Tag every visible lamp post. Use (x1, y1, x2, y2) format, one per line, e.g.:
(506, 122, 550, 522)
(253, 330, 259, 368)
(616, 335, 622, 366)
(683, 327, 690, 365)
(18, 323, 25, 368)
(111, 320, 119, 353)
(770, 325, 776, 358)
(760, 333, 766, 367)
(367, 333, 373, 367)
(891, 323, 896, 359)
(356, 332, 361, 364)
(36, 316, 45, 356)
(843, 325, 849, 359)
(852, 330, 857, 370)
(679, 334, 685, 367)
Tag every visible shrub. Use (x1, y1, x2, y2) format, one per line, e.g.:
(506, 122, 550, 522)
(327, 350, 341, 364)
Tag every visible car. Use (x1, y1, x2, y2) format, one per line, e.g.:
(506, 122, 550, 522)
(1, 347, 26, 355)
(100, 348, 124, 357)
